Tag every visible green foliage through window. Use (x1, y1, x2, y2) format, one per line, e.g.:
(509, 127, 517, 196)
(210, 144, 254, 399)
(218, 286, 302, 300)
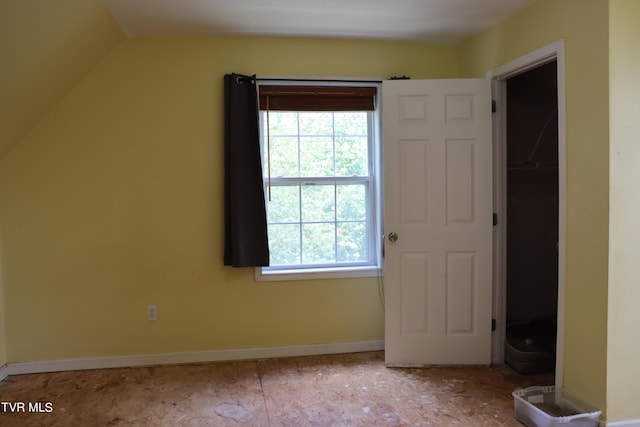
(262, 111, 375, 269)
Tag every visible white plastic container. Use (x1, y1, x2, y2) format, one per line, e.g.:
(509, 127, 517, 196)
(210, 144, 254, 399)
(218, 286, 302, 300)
(513, 386, 601, 427)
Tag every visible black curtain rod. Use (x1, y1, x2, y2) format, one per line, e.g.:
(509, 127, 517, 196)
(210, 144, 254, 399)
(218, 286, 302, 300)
(238, 76, 383, 84)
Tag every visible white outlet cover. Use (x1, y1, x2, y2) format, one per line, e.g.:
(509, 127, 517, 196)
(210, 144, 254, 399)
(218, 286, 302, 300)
(147, 305, 158, 321)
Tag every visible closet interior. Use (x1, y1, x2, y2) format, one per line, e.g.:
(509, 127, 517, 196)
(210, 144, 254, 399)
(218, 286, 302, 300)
(504, 61, 559, 374)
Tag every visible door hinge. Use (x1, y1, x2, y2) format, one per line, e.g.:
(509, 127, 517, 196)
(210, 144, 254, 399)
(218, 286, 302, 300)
(493, 213, 498, 226)
(492, 318, 496, 331)
(491, 100, 497, 113)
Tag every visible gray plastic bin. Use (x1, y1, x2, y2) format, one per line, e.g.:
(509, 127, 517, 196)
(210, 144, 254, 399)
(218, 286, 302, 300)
(513, 386, 601, 427)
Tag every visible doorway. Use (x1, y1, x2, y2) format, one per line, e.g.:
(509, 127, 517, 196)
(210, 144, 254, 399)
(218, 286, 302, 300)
(504, 61, 559, 374)
(488, 40, 566, 395)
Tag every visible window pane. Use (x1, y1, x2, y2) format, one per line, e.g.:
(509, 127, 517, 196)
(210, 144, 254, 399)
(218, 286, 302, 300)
(267, 185, 300, 223)
(267, 112, 298, 135)
(268, 224, 300, 266)
(300, 136, 334, 176)
(334, 112, 367, 136)
(337, 222, 368, 262)
(299, 112, 333, 135)
(337, 184, 366, 221)
(267, 136, 299, 177)
(302, 223, 336, 264)
(301, 185, 335, 222)
(335, 136, 368, 176)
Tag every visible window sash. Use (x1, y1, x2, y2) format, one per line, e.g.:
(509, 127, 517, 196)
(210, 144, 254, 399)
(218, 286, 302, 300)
(264, 178, 375, 270)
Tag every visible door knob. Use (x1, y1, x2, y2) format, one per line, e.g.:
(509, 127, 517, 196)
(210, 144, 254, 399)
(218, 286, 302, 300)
(388, 232, 398, 242)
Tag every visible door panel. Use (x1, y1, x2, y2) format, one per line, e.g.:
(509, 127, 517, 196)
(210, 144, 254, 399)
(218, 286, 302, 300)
(383, 79, 492, 366)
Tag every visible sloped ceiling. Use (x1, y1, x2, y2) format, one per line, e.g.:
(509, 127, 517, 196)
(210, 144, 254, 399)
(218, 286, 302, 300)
(0, 0, 125, 160)
(103, 0, 535, 44)
(0, 0, 536, 160)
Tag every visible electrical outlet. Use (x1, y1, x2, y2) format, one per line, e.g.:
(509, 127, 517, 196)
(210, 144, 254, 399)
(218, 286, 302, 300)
(147, 305, 158, 321)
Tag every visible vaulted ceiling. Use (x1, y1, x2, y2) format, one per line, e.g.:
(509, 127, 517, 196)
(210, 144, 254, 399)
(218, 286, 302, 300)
(103, 0, 536, 45)
(1, 0, 536, 160)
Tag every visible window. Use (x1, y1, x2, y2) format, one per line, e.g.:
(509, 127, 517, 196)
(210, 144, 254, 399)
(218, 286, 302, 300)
(256, 82, 382, 280)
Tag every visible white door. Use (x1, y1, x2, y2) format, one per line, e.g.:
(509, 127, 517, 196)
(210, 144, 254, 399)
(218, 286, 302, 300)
(383, 79, 493, 366)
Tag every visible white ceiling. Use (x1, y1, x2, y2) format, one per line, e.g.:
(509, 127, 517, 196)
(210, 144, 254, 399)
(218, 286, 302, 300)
(102, 0, 535, 45)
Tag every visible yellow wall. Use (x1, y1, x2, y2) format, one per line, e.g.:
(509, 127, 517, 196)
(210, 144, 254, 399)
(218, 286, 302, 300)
(0, 0, 125, 159)
(608, 0, 640, 422)
(0, 36, 457, 362)
(458, 0, 609, 413)
(5, 1, 636, 421)
(0, 244, 5, 367)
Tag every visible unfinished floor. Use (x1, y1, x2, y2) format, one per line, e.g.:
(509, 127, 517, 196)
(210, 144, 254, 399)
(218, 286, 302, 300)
(0, 351, 551, 426)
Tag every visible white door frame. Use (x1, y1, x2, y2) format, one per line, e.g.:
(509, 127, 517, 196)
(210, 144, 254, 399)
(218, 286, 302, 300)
(486, 40, 567, 396)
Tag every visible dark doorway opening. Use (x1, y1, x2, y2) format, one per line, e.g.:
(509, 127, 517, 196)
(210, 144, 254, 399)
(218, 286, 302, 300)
(504, 61, 559, 374)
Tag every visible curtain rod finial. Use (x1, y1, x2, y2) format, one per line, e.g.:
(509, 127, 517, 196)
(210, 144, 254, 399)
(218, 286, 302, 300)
(234, 74, 256, 85)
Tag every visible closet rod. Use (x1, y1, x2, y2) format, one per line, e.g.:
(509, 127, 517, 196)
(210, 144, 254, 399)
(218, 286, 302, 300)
(507, 161, 558, 170)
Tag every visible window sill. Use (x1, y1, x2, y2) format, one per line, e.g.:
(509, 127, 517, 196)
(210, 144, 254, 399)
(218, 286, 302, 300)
(254, 265, 383, 282)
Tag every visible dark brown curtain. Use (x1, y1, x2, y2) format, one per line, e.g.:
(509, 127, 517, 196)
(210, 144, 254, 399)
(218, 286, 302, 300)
(223, 73, 269, 267)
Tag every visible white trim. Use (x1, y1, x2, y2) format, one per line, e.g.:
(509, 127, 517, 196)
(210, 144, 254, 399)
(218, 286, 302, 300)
(490, 77, 507, 365)
(256, 265, 382, 282)
(255, 75, 384, 84)
(486, 41, 563, 80)
(5, 340, 384, 376)
(0, 364, 9, 382)
(487, 40, 566, 402)
(604, 419, 640, 427)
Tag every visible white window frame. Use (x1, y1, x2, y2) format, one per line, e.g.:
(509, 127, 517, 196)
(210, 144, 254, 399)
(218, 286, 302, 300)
(255, 79, 383, 282)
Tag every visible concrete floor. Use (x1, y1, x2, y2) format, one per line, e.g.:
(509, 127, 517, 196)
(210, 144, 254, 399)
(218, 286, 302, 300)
(0, 351, 552, 426)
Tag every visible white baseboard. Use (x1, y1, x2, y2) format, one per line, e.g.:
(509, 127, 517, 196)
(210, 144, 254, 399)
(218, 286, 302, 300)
(604, 419, 640, 427)
(6, 340, 384, 376)
(0, 364, 9, 382)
